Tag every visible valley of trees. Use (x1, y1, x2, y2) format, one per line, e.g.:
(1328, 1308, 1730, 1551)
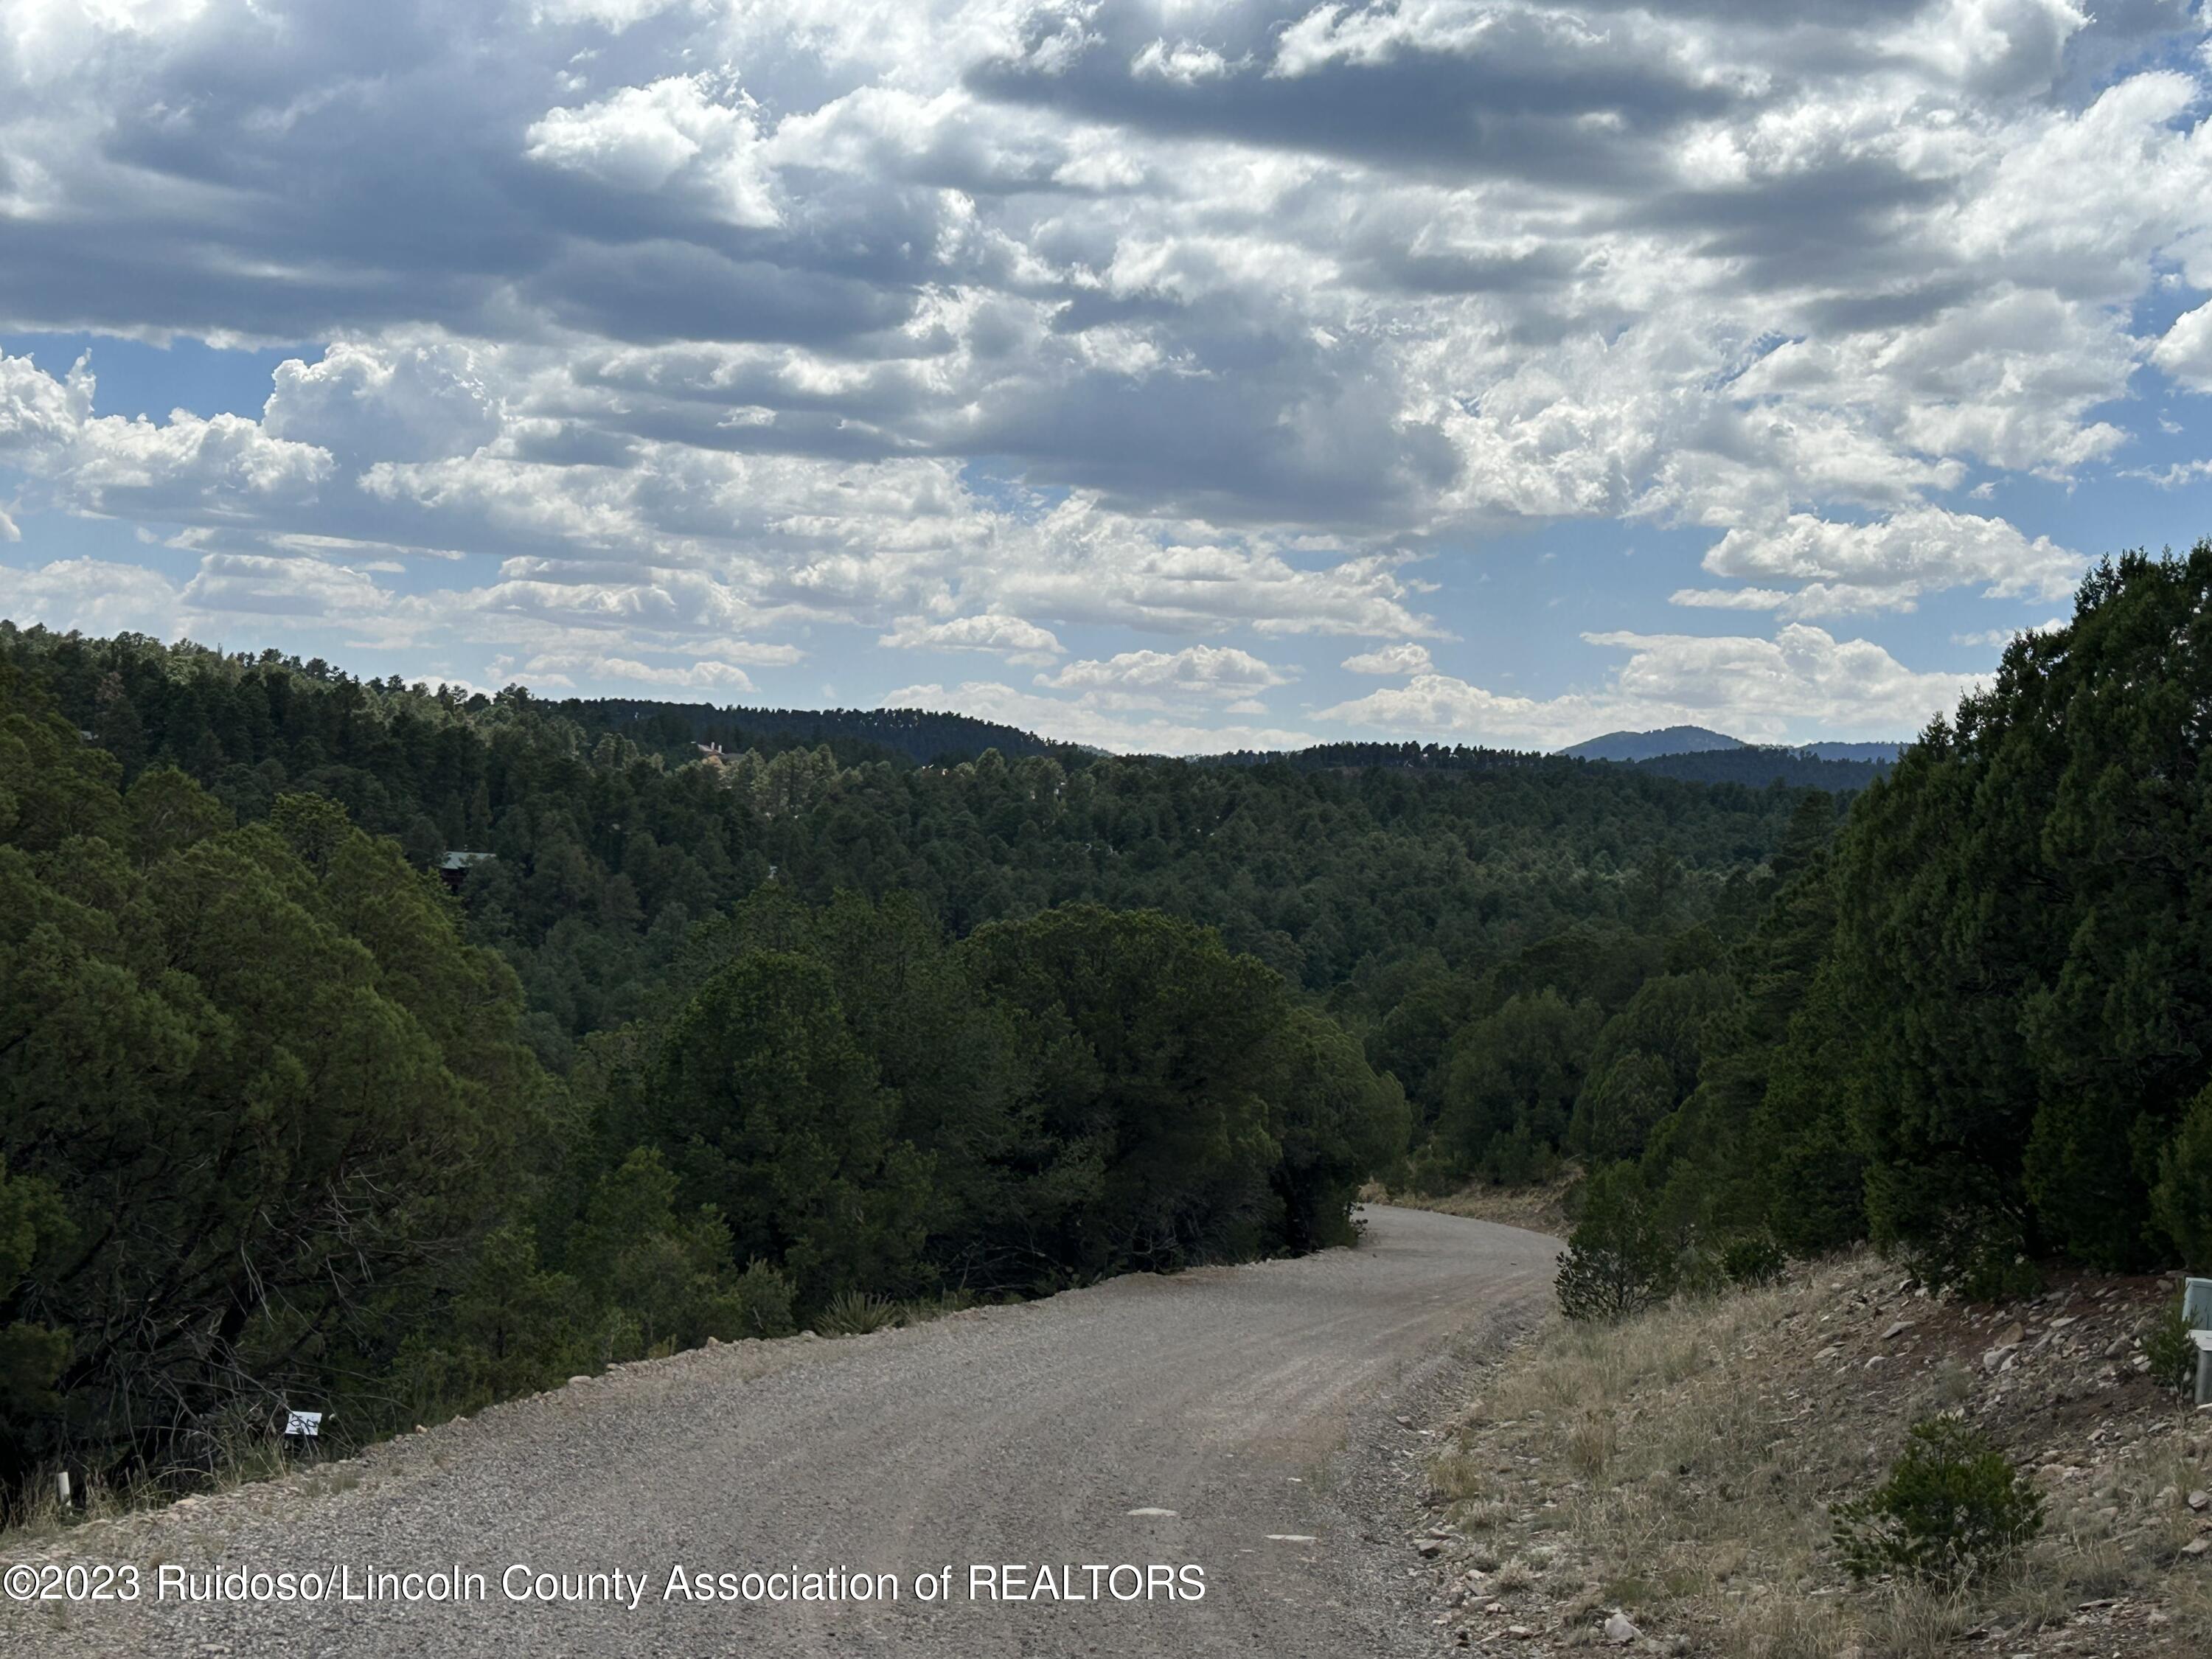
(1, 542, 2206, 1510)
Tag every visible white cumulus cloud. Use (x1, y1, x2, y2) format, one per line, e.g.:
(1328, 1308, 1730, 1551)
(1037, 644, 1294, 701)
(1341, 641, 1433, 675)
(878, 611, 1065, 664)
(525, 77, 782, 227)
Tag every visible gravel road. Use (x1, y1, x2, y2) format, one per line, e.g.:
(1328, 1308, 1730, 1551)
(5, 1206, 1557, 1658)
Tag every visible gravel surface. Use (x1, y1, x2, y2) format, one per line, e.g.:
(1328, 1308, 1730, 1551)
(4, 1206, 1557, 1658)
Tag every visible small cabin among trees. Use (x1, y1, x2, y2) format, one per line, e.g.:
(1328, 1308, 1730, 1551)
(438, 850, 496, 891)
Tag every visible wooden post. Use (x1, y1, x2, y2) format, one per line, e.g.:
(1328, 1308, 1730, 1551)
(56, 1470, 72, 1508)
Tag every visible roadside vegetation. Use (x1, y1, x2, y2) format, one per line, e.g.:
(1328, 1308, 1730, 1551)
(1439, 548, 2212, 1644)
(1419, 1254, 2212, 1655)
(1572, 548, 2212, 1297)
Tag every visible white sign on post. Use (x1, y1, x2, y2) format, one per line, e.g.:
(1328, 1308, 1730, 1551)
(2185, 1277, 2212, 1331)
(285, 1410, 323, 1438)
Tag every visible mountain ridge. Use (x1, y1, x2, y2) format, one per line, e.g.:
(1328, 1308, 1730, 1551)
(1558, 725, 1746, 762)
(1560, 725, 1907, 766)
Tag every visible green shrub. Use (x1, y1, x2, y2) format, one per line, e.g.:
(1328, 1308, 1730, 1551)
(1719, 1236, 1787, 1288)
(1555, 1164, 1678, 1322)
(1955, 1238, 2042, 1304)
(1830, 1416, 2045, 1585)
(724, 1258, 797, 1339)
(1874, 1186, 2042, 1302)
(2153, 1083, 2212, 1266)
(2145, 1301, 2197, 1395)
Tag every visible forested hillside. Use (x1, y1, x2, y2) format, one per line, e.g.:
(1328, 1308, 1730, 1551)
(0, 621, 1812, 1509)
(564, 700, 1076, 766)
(1624, 748, 1890, 790)
(1208, 737, 1891, 789)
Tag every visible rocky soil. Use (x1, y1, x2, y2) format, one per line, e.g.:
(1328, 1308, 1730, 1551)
(1404, 1254, 2212, 1656)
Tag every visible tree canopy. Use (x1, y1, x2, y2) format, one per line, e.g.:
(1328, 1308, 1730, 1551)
(1636, 545, 2212, 1289)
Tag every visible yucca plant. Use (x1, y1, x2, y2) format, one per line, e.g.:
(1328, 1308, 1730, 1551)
(813, 1291, 903, 1337)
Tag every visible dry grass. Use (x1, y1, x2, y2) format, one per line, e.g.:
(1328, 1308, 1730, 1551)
(4, 1430, 316, 1546)
(1423, 1254, 2212, 1655)
(7, 1290, 990, 1543)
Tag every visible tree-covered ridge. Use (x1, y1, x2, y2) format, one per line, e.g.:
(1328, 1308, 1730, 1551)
(0, 621, 1815, 1054)
(560, 698, 1079, 765)
(0, 631, 1914, 794)
(0, 616, 1837, 1503)
(1205, 737, 1891, 790)
(1204, 740, 1564, 771)
(1624, 748, 1890, 790)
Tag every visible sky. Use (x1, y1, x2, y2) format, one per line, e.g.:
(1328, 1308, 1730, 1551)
(4, 1, 2212, 754)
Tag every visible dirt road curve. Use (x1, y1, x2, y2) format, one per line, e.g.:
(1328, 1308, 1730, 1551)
(6, 1206, 1557, 1658)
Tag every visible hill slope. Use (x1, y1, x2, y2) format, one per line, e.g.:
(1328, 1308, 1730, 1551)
(565, 698, 1071, 765)
(1794, 740, 1905, 763)
(1557, 725, 1745, 762)
(1628, 747, 1891, 790)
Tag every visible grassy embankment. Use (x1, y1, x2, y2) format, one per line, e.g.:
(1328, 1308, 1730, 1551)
(1418, 1252, 2212, 1655)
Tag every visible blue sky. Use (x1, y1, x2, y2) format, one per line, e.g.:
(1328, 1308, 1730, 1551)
(5, 0, 2212, 753)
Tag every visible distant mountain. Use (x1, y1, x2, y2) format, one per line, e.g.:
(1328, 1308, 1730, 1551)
(1558, 726, 1746, 762)
(1561, 726, 1907, 768)
(1551, 726, 1907, 789)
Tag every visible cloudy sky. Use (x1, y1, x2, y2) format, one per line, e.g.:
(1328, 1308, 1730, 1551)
(3, 0, 2211, 753)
